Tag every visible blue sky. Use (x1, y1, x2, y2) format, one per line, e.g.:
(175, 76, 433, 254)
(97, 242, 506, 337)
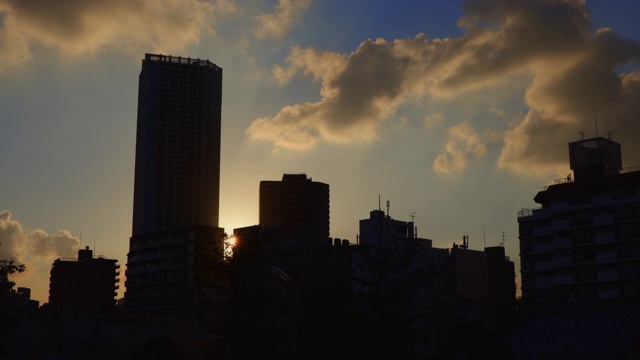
(1, 0, 640, 303)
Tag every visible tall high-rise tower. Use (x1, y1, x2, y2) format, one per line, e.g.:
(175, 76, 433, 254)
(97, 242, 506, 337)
(132, 53, 222, 235)
(126, 54, 224, 320)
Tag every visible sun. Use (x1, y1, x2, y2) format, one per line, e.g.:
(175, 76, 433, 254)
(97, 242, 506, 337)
(224, 235, 236, 258)
(226, 235, 236, 247)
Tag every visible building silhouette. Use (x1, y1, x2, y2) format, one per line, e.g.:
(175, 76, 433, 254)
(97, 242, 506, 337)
(132, 53, 222, 235)
(359, 208, 415, 246)
(125, 53, 225, 320)
(259, 173, 330, 243)
(48, 246, 119, 315)
(519, 136, 640, 303)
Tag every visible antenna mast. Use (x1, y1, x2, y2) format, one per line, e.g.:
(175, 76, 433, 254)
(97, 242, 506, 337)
(410, 212, 417, 239)
(594, 106, 599, 137)
(483, 226, 486, 249)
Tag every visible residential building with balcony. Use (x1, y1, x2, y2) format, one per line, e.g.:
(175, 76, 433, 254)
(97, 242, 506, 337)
(518, 136, 640, 303)
(49, 246, 119, 315)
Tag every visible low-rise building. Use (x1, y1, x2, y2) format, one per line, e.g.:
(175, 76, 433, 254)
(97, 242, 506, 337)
(49, 246, 119, 315)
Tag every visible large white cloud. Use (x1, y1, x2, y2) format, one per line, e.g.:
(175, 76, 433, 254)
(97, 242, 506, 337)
(247, 0, 640, 177)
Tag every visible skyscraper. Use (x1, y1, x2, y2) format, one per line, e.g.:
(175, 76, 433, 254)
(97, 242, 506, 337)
(125, 54, 224, 320)
(259, 173, 330, 243)
(132, 53, 222, 235)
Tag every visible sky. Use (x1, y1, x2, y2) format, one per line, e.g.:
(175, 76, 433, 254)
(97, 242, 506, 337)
(1, 0, 640, 304)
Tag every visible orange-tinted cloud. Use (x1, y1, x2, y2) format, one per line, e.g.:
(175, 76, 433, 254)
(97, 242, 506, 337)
(0, 0, 220, 73)
(248, 0, 640, 177)
(253, 0, 312, 40)
(433, 121, 487, 174)
(0, 210, 28, 261)
(0, 210, 80, 302)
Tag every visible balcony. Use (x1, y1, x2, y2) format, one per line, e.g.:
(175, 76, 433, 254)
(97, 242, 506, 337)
(535, 277, 553, 288)
(552, 256, 571, 267)
(550, 219, 570, 231)
(553, 274, 573, 285)
(593, 213, 615, 225)
(533, 243, 553, 254)
(596, 252, 617, 263)
(533, 226, 551, 237)
(598, 288, 620, 300)
(126, 263, 183, 276)
(594, 233, 616, 244)
(534, 260, 553, 271)
(552, 237, 571, 249)
(597, 270, 618, 282)
(518, 207, 543, 219)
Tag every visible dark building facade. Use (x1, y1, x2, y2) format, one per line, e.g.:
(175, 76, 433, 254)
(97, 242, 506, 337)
(49, 246, 119, 315)
(259, 174, 330, 243)
(126, 54, 224, 320)
(519, 136, 640, 303)
(132, 53, 222, 235)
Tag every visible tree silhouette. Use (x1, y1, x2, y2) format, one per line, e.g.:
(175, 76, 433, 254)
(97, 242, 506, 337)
(0, 242, 26, 355)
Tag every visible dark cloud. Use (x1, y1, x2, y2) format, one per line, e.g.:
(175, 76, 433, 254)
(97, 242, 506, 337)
(0, 0, 217, 72)
(249, 0, 640, 176)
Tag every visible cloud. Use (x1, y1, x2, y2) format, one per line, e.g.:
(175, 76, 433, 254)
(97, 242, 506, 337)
(253, 0, 312, 40)
(498, 27, 640, 176)
(424, 111, 444, 128)
(248, 0, 640, 177)
(0, 210, 80, 303)
(30, 229, 79, 259)
(0, 210, 79, 263)
(433, 121, 487, 174)
(0, 210, 28, 261)
(0, 0, 221, 73)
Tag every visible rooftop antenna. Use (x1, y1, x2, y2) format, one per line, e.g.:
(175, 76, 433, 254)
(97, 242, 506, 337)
(410, 212, 417, 238)
(594, 106, 599, 138)
(483, 226, 486, 249)
(579, 131, 584, 140)
(378, 195, 381, 211)
(386, 200, 390, 217)
(500, 231, 506, 247)
(607, 130, 614, 140)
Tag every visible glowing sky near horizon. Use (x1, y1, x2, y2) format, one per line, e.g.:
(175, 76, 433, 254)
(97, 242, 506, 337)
(2, 0, 640, 304)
